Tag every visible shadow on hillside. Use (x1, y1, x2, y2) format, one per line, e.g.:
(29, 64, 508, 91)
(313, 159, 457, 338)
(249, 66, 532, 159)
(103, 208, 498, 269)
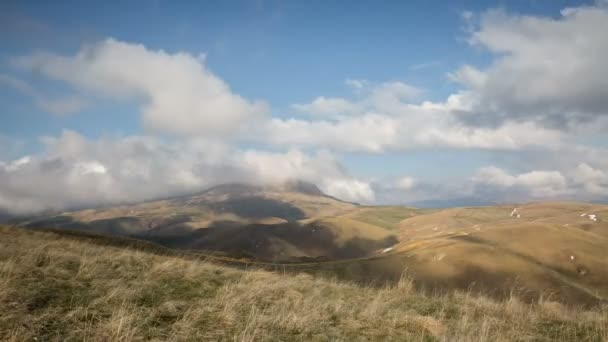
(205, 197, 306, 221)
(24, 215, 147, 236)
(146, 220, 398, 261)
(23, 214, 397, 262)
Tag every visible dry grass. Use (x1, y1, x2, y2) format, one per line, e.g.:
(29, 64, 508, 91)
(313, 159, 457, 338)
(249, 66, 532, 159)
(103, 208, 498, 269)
(0, 226, 606, 341)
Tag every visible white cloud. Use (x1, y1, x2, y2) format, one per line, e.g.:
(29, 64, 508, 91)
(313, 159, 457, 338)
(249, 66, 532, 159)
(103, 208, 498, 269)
(321, 179, 375, 203)
(396, 176, 416, 190)
(453, 4, 608, 127)
(262, 82, 564, 152)
(5, 2, 608, 211)
(0, 131, 373, 215)
(292, 96, 359, 116)
(2, 156, 31, 172)
(472, 166, 568, 198)
(571, 163, 608, 195)
(15, 38, 268, 136)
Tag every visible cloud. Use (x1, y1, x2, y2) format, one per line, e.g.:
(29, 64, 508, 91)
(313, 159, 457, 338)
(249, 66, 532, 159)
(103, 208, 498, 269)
(15, 38, 268, 136)
(452, 4, 608, 127)
(12, 37, 571, 153)
(375, 164, 608, 206)
(472, 166, 568, 198)
(0, 74, 86, 116)
(261, 82, 564, 152)
(292, 96, 359, 116)
(396, 176, 416, 190)
(571, 163, 608, 196)
(0, 131, 373, 215)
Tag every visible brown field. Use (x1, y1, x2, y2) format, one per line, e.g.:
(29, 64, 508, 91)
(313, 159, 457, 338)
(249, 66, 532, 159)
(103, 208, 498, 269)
(1, 226, 607, 341)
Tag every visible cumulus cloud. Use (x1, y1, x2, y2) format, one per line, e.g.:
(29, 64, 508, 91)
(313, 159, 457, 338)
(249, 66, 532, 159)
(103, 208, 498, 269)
(15, 38, 268, 136)
(376, 164, 608, 206)
(261, 82, 564, 152)
(0, 131, 373, 215)
(453, 4, 608, 127)
(292, 96, 359, 117)
(571, 163, 608, 196)
(472, 166, 568, 198)
(5, 2, 608, 213)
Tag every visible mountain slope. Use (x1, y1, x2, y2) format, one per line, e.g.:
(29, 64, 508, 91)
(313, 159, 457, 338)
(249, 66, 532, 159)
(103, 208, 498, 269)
(17, 182, 403, 261)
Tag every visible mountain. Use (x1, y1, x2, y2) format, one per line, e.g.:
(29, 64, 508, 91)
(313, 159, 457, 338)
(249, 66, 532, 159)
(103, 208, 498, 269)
(13, 185, 608, 306)
(18, 182, 401, 261)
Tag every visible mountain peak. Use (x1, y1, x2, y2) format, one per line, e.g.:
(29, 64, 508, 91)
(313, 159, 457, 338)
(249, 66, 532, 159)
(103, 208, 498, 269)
(280, 180, 324, 196)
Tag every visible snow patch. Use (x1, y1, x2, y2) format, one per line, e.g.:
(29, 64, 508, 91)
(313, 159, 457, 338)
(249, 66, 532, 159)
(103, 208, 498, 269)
(382, 247, 394, 253)
(510, 208, 520, 218)
(580, 213, 598, 222)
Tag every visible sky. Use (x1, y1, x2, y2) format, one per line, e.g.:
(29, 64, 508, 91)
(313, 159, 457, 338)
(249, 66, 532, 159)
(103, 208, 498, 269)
(1, 0, 608, 215)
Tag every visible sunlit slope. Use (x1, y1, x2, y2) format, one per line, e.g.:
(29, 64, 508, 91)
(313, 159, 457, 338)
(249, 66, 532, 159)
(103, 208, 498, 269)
(282, 203, 608, 306)
(380, 202, 608, 305)
(346, 206, 430, 231)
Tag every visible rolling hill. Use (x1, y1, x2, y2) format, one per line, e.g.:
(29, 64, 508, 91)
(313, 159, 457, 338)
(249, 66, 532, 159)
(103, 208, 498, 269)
(12, 183, 608, 306)
(17, 182, 405, 262)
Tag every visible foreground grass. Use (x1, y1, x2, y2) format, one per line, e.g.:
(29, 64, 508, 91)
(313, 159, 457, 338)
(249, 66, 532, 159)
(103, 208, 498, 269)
(0, 226, 606, 341)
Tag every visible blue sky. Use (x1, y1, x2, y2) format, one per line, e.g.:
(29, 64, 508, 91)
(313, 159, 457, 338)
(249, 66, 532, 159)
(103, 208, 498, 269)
(1, 0, 608, 214)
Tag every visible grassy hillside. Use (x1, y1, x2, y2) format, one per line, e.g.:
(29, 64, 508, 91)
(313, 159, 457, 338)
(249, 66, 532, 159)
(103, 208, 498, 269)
(384, 203, 608, 306)
(14, 200, 608, 307)
(1, 226, 607, 341)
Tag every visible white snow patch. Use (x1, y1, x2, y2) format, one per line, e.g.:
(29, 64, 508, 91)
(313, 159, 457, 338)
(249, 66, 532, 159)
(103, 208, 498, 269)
(382, 247, 394, 253)
(510, 208, 520, 218)
(580, 213, 598, 222)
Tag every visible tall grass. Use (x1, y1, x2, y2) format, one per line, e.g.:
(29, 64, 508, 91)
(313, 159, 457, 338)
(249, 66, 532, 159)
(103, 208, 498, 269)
(0, 226, 606, 341)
